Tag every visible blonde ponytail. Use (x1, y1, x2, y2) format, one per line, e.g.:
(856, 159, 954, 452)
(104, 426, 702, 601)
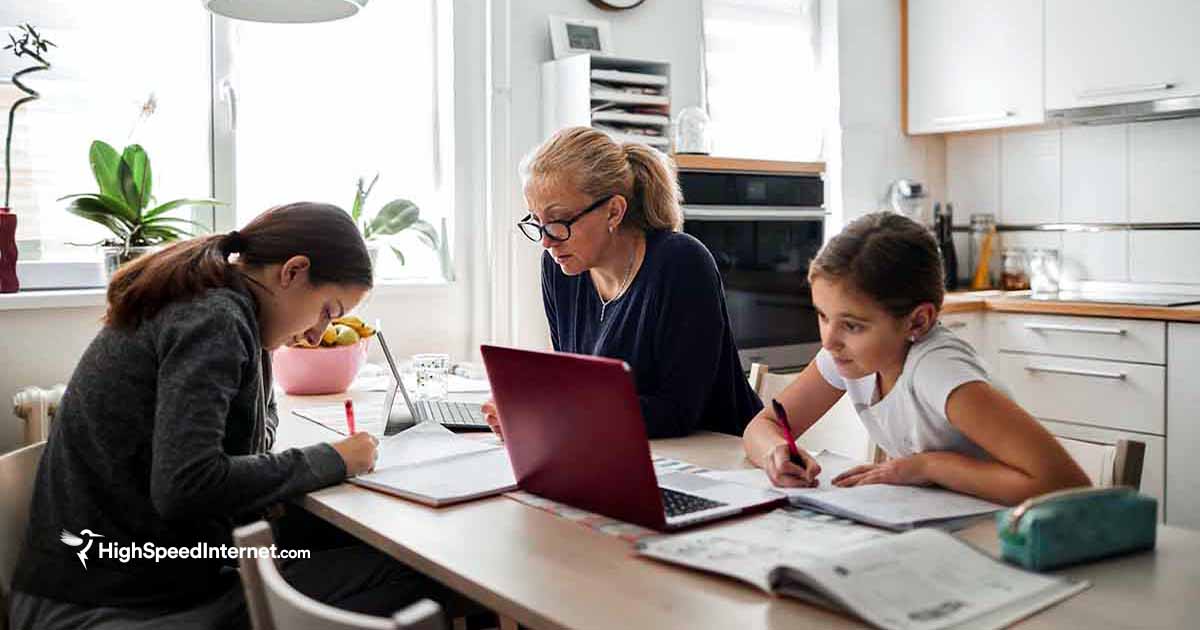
(521, 126, 683, 233)
(621, 142, 683, 232)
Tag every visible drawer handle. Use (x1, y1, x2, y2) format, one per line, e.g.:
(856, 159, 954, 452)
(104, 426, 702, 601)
(1077, 82, 1175, 99)
(944, 321, 968, 330)
(1024, 365, 1127, 380)
(932, 111, 1014, 125)
(1023, 323, 1127, 336)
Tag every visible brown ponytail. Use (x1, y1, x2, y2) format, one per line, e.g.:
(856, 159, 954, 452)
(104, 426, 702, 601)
(520, 126, 683, 233)
(105, 202, 372, 329)
(808, 211, 945, 318)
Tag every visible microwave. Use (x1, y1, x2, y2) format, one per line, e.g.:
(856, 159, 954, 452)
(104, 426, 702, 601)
(679, 169, 826, 372)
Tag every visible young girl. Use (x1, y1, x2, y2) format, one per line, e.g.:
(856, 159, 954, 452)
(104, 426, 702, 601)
(743, 211, 1089, 505)
(10, 203, 458, 629)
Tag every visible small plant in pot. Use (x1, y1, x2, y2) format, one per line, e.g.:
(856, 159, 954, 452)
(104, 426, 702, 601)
(59, 140, 221, 278)
(350, 173, 439, 268)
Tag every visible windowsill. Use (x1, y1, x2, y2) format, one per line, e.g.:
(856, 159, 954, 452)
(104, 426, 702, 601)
(0, 279, 456, 312)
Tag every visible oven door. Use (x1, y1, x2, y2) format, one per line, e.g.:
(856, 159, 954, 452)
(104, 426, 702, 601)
(683, 207, 825, 371)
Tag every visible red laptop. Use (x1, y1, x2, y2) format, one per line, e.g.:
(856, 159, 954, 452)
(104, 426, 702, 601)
(480, 345, 785, 531)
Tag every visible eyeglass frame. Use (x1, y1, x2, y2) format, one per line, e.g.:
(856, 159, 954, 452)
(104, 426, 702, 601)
(516, 194, 616, 242)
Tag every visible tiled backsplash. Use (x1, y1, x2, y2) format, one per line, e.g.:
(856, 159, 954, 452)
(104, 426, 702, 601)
(944, 117, 1200, 287)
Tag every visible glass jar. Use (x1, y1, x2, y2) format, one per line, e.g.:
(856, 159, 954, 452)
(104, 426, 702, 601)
(1000, 247, 1030, 291)
(968, 213, 997, 290)
(1028, 247, 1061, 294)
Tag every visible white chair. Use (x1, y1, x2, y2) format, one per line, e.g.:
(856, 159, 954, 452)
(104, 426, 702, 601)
(749, 363, 875, 462)
(0, 441, 46, 630)
(1055, 436, 1145, 491)
(233, 521, 444, 630)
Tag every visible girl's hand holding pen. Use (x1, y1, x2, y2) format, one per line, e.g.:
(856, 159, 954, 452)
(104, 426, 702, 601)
(764, 442, 820, 488)
(332, 432, 380, 476)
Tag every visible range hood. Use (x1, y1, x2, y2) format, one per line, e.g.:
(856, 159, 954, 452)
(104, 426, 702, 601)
(1047, 95, 1200, 125)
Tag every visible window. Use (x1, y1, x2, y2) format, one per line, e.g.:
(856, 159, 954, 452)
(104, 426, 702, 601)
(1, 0, 452, 286)
(215, 0, 453, 282)
(702, 0, 823, 161)
(1, 1, 211, 266)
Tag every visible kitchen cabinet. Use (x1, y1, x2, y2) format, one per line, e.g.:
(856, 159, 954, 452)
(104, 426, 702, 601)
(985, 312, 1167, 521)
(1167, 323, 1200, 529)
(1046, 0, 1200, 111)
(939, 312, 987, 358)
(906, 0, 1044, 134)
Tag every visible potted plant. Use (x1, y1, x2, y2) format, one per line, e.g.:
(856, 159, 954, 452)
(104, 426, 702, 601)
(350, 173, 440, 267)
(60, 140, 221, 277)
(1, 24, 55, 293)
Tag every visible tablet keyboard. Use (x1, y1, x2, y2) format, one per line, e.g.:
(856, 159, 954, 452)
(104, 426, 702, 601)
(413, 400, 487, 428)
(661, 487, 726, 517)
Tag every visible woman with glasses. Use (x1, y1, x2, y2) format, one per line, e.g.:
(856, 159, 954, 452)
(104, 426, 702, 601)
(482, 126, 761, 438)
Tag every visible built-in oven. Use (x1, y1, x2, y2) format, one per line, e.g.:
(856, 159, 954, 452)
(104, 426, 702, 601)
(679, 167, 826, 371)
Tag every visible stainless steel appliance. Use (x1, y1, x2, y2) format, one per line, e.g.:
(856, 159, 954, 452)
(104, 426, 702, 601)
(678, 167, 826, 371)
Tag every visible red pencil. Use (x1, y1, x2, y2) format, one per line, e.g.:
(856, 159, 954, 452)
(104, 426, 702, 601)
(344, 399, 357, 435)
(770, 398, 806, 469)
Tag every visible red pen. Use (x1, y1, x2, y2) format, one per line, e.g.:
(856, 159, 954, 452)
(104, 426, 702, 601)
(344, 399, 356, 435)
(770, 398, 806, 469)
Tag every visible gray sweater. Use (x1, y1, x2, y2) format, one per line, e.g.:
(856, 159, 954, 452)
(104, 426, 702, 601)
(12, 286, 346, 607)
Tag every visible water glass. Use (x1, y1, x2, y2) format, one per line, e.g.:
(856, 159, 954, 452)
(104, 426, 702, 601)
(1028, 248, 1061, 294)
(412, 353, 449, 399)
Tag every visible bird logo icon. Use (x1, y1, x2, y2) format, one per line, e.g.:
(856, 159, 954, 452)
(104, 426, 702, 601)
(60, 529, 104, 570)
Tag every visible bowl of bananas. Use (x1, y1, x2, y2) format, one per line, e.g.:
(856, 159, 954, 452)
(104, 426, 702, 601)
(272, 316, 377, 395)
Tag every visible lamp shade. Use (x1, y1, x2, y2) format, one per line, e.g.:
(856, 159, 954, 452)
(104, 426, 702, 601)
(203, 0, 367, 23)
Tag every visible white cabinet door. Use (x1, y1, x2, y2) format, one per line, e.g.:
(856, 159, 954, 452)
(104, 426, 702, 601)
(939, 312, 987, 358)
(1046, 0, 1200, 110)
(1040, 419, 1165, 522)
(1167, 323, 1200, 530)
(907, 0, 1044, 134)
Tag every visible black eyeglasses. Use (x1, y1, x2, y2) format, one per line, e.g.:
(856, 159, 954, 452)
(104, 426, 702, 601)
(517, 195, 614, 243)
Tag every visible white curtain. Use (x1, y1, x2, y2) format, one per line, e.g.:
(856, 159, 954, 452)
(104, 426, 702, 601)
(702, 0, 824, 161)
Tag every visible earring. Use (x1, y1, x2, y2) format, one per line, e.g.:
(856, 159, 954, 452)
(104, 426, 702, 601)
(908, 334, 917, 343)
(609, 225, 615, 234)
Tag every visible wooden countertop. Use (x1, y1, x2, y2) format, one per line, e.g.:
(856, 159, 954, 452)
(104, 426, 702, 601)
(942, 291, 1200, 323)
(673, 155, 825, 175)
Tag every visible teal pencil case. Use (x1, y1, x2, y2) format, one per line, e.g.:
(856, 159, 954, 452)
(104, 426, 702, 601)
(997, 486, 1157, 572)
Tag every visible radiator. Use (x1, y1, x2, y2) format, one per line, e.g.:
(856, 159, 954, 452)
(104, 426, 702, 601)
(12, 385, 66, 445)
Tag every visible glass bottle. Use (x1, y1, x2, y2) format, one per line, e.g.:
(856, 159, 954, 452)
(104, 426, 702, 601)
(968, 213, 997, 290)
(1001, 247, 1030, 291)
(1029, 248, 1061, 294)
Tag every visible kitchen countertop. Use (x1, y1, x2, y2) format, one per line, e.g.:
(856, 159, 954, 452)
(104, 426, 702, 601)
(943, 290, 1200, 323)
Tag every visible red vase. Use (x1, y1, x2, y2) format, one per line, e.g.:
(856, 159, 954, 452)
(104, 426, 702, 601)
(0, 207, 19, 293)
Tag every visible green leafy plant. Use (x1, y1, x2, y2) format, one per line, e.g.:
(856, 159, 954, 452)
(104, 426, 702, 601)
(59, 140, 219, 255)
(4, 24, 54, 209)
(351, 174, 438, 265)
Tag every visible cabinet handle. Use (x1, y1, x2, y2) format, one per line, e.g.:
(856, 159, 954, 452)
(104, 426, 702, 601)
(944, 321, 968, 330)
(932, 111, 1014, 125)
(1023, 322, 1126, 336)
(1077, 82, 1175, 99)
(1024, 364, 1127, 380)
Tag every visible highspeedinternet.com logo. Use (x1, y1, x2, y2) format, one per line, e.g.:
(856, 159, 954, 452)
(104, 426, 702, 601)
(60, 528, 309, 569)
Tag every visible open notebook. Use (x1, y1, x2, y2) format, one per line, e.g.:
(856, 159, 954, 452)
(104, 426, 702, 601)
(348, 422, 516, 506)
(637, 510, 1089, 630)
(702, 451, 1004, 531)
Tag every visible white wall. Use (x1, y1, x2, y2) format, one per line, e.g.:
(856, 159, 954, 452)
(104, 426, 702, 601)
(828, 0, 945, 228)
(497, 0, 705, 350)
(945, 118, 1200, 287)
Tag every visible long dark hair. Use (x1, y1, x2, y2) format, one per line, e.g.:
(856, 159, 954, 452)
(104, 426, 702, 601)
(106, 202, 373, 329)
(808, 211, 945, 318)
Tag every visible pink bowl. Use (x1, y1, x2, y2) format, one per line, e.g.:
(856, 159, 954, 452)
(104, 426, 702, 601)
(271, 338, 370, 395)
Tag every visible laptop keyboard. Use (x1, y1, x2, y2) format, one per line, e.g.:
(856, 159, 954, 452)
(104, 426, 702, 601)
(660, 487, 726, 518)
(414, 400, 486, 427)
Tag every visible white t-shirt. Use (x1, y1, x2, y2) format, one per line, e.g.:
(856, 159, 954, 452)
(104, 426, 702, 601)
(814, 323, 1001, 460)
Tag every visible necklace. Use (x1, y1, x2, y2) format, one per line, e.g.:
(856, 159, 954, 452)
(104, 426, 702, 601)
(598, 242, 637, 322)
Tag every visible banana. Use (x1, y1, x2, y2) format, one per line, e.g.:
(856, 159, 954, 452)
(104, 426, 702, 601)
(321, 324, 338, 346)
(333, 316, 376, 338)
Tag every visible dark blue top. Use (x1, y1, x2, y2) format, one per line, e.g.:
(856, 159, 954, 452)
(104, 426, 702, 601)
(542, 230, 762, 438)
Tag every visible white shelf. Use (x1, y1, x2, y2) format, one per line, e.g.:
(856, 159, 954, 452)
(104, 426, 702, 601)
(590, 69, 668, 87)
(601, 131, 670, 147)
(591, 111, 670, 126)
(590, 90, 669, 106)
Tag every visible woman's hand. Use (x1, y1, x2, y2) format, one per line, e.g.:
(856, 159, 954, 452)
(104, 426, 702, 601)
(832, 455, 929, 488)
(764, 444, 821, 488)
(332, 432, 380, 477)
(482, 399, 502, 441)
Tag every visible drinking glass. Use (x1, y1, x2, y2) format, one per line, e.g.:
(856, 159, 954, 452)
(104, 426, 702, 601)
(412, 353, 450, 399)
